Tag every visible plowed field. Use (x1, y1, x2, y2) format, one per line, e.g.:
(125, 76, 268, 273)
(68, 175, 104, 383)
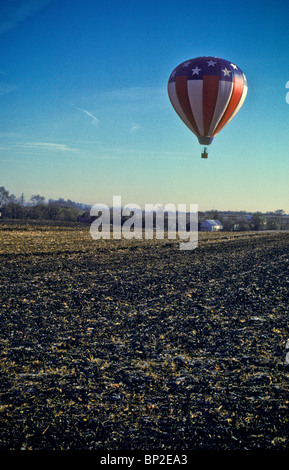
(1, 223, 289, 450)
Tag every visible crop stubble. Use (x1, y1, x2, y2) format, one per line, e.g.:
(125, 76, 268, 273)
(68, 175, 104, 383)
(0, 224, 289, 450)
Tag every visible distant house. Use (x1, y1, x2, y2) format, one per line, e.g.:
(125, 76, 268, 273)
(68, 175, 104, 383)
(200, 219, 223, 232)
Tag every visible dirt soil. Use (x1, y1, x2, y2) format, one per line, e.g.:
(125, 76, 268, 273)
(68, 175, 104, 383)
(0, 223, 289, 450)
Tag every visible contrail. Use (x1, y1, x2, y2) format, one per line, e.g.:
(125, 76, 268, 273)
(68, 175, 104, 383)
(70, 103, 99, 126)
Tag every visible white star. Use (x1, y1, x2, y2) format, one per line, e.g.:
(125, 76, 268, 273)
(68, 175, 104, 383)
(207, 60, 216, 66)
(230, 63, 238, 69)
(222, 67, 231, 77)
(192, 66, 201, 75)
(182, 61, 191, 67)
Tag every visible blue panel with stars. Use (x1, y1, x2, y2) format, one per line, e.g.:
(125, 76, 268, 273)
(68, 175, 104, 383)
(168, 56, 245, 83)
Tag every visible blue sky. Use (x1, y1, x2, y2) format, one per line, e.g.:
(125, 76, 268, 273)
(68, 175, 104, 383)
(1, 0, 289, 212)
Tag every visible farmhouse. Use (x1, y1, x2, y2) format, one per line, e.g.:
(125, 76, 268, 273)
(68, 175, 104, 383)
(200, 219, 223, 232)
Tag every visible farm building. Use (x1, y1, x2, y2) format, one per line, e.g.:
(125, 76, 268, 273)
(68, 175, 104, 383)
(200, 219, 223, 231)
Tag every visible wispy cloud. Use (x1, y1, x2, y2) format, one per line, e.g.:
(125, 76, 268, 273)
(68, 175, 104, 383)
(70, 103, 99, 126)
(80, 86, 167, 111)
(0, 0, 54, 34)
(23, 142, 78, 152)
(97, 86, 164, 101)
(129, 124, 143, 133)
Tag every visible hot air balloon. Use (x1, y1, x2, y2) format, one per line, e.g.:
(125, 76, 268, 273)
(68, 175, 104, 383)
(168, 56, 247, 158)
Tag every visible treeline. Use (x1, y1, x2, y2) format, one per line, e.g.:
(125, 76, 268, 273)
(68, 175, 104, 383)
(0, 201, 83, 221)
(205, 209, 288, 231)
(1, 186, 288, 229)
(0, 186, 88, 222)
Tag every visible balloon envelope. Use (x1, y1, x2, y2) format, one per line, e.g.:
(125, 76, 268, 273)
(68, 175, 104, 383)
(168, 56, 247, 146)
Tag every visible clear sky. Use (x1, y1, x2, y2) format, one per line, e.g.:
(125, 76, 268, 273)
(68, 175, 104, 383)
(1, 0, 289, 212)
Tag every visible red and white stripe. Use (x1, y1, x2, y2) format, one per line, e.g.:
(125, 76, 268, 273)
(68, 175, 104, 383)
(168, 72, 247, 141)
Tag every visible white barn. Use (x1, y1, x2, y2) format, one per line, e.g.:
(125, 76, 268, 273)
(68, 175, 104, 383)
(200, 219, 223, 232)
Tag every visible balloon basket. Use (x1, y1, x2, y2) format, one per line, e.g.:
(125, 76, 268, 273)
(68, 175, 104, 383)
(201, 147, 208, 159)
